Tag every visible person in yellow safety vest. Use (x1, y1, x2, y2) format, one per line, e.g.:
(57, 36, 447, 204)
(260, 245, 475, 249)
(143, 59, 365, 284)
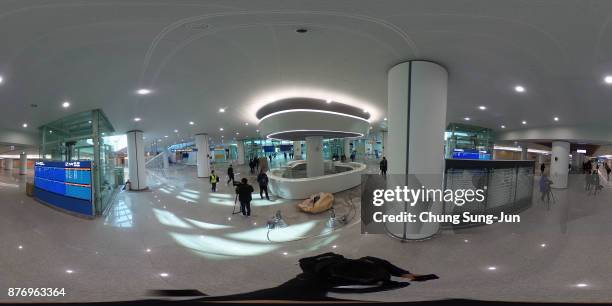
(209, 170, 218, 192)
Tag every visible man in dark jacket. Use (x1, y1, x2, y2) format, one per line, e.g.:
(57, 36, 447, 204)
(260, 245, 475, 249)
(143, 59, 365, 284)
(227, 164, 235, 185)
(235, 178, 254, 216)
(193, 252, 438, 301)
(379, 156, 388, 176)
(257, 172, 270, 200)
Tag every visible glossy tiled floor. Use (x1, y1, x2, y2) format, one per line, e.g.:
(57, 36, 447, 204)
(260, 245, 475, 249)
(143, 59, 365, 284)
(2, 162, 612, 303)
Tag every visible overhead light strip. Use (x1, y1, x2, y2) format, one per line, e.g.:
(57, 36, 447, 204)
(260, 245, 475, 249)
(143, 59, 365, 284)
(258, 109, 370, 123)
(266, 129, 364, 140)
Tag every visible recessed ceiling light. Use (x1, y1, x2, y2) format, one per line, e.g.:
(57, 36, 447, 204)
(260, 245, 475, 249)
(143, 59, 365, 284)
(575, 283, 588, 288)
(66, 269, 74, 274)
(245, 122, 249, 126)
(62, 101, 70, 108)
(256, 129, 260, 133)
(22, 123, 28, 128)
(464, 117, 471, 121)
(478, 106, 487, 110)
(501, 125, 506, 129)
(174, 129, 178, 133)
(487, 266, 497, 271)
(514, 85, 525, 93)
(219, 127, 224, 131)
(136, 88, 151, 95)
(18, 245, 23, 249)
(133, 117, 141, 122)
(0, 75, 4, 84)
(189, 121, 194, 125)
(326, 99, 332, 103)
(383, 117, 387, 121)
(219, 108, 225, 113)
(363, 109, 368, 113)
(554, 116, 559, 121)
(522, 120, 527, 125)
(164, 135, 168, 138)
(221, 135, 224, 138)
(159, 273, 169, 277)
(88, 120, 92, 124)
(605, 76, 612, 84)
(236, 132, 239, 135)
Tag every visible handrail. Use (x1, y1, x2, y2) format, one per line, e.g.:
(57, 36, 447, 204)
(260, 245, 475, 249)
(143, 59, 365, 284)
(145, 152, 167, 169)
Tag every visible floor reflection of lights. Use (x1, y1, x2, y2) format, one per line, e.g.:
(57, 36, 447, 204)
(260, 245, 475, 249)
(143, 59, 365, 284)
(104, 199, 134, 228)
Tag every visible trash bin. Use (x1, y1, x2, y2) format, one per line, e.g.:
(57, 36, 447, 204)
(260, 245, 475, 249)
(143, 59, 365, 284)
(26, 182, 34, 197)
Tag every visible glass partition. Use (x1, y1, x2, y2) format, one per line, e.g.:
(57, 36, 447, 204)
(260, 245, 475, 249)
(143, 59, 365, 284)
(39, 109, 120, 216)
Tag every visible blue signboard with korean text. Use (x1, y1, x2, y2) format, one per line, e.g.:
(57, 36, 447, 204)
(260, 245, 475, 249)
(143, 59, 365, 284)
(34, 160, 94, 217)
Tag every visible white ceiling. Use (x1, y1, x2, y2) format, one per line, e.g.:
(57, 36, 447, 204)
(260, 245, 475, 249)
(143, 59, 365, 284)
(2, 0, 612, 147)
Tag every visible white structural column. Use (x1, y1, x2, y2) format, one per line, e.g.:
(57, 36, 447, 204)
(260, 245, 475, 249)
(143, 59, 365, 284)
(236, 141, 245, 165)
(293, 141, 302, 160)
(126, 130, 147, 190)
(381, 131, 388, 157)
(551, 141, 570, 188)
(5, 158, 13, 170)
(344, 139, 351, 158)
(387, 61, 448, 240)
(305, 136, 324, 177)
(19, 153, 27, 175)
(521, 145, 528, 160)
(195, 133, 211, 178)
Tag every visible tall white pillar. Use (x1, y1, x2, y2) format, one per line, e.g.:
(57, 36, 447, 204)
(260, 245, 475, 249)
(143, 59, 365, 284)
(195, 133, 211, 178)
(293, 141, 302, 160)
(5, 158, 13, 170)
(344, 139, 351, 159)
(551, 141, 570, 188)
(381, 131, 388, 157)
(162, 151, 169, 169)
(305, 136, 324, 177)
(19, 153, 27, 175)
(521, 145, 528, 160)
(236, 141, 245, 165)
(387, 60, 447, 240)
(126, 130, 147, 190)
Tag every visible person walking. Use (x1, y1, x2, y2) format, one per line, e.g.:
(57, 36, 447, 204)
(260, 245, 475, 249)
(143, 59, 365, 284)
(249, 159, 255, 174)
(235, 178, 254, 216)
(269, 154, 273, 163)
(379, 156, 388, 176)
(539, 173, 552, 202)
(257, 171, 270, 200)
(540, 163, 545, 175)
(209, 170, 219, 192)
(606, 163, 611, 181)
(227, 164, 235, 185)
(284, 152, 287, 160)
(350, 151, 356, 162)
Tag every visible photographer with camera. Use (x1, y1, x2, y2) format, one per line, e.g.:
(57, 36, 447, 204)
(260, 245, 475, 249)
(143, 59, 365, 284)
(235, 178, 254, 216)
(539, 172, 553, 202)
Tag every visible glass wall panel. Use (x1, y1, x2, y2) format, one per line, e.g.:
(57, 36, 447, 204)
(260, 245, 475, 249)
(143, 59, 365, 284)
(39, 109, 119, 216)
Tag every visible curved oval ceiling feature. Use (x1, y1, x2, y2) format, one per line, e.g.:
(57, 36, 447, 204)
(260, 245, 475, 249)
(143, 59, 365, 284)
(255, 97, 370, 120)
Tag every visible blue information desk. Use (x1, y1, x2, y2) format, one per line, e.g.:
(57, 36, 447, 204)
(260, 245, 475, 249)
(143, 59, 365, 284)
(34, 160, 94, 217)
